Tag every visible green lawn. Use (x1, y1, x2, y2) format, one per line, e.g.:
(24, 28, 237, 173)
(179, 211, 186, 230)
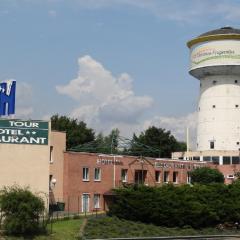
(4, 218, 83, 240)
(83, 216, 240, 239)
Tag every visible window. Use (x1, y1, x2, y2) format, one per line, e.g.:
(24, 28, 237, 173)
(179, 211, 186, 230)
(121, 169, 128, 182)
(49, 175, 53, 190)
(163, 171, 169, 183)
(212, 105, 216, 108)
(187, 172, 191, 184)
(212, 156, 219, 165)
(82, 194, 90, 212)
(237, 142, 240, 145)
(236, 105, 239, 108)
(173, 172, 178, 183)
(232, 156, 240, 164)
(93, 194, 100, 209)
(50, 146, 53, 163)
(94, 168, 101, 181)
(83, 167, 89, 181)
(213, 80, 217, 84)
(210, 141, 215, 149)
(223, 156, 231, 165)
(193, 156, 200, 161)
(155, 171, 161, 183)
(235, 80, 238, 84)
(203, 156, 211, 161)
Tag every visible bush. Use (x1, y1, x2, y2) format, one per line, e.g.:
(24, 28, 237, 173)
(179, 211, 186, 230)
(190, 167, 224, 184)
(0, 186, 45, 235)
(108, 183, 240, 228)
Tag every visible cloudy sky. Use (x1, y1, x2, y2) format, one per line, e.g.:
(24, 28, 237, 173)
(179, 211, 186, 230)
(1, 0, 240, 148)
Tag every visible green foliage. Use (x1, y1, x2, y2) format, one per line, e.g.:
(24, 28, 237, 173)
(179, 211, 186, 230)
(108, 183, 240, 228)
(0, 186, 45, 235)
(51, 115, 95, 149)
(190, 167, 224, 184)
(129, 126, 186, 158)
(83, 216, 240, 239)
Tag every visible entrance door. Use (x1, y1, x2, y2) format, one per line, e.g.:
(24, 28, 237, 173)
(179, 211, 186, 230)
(135, 170, 147, 184)
(82, 194, 90, 213)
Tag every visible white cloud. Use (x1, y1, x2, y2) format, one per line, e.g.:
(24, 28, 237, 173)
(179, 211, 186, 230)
(48, 10, 57, 17)
(69, 0, 240, 23)
(56, 55, 153, 133)
(56, 55, 197, 146)
(143, 112, 197, 150)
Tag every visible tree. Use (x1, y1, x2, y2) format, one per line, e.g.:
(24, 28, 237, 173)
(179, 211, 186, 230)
(190, 167, 224, 185)
(51, 115, 95, 149)
(0, 186, 45, 235)
(129, 126, 186, 158)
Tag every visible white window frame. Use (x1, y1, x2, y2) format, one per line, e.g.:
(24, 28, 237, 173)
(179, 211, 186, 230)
(94, 168, 101, 181)
(121, 169, 128, 182)
(83, 167, 89, 181)
(82, 193, 90, 212)
(93, 194, 100, 209)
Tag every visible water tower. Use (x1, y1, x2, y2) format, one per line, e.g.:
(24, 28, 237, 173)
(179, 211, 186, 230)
(187, 27, 240, 151)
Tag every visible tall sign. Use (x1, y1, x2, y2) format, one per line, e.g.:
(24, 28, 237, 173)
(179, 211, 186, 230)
(0, 80, 16, 116)
(0, 119, 49, 145)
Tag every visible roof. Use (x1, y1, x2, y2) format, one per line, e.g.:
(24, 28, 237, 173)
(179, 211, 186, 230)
(199, 27, 240, 37)
(187, 26, 240, 48)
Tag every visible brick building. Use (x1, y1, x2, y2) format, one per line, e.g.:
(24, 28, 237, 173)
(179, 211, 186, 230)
(50, 150, 206, 213)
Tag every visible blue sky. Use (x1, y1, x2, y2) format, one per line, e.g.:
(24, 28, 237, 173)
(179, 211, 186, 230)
(1, 0, 240, 147)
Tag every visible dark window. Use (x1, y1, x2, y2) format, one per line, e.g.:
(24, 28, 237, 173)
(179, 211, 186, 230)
(210, 141, 215, 149)
(199, 107, 200, 111)
(237, 142, 239, 145)
(235, 80, 238, 84)
(236, 105, 239, 108)
(232, 157, 240, 164)
(173, 172, 178, 183)
(212, 105, 216, 108)
(223, 156, 231, 165)
(193, 156, 200, 161)
(200, 83, 202, 87)
(212, 156, 219, 165)
(163, 171, 169, 183)
(155, 171, 161, 183)
(213, 80, 217, 84)
(203, 156, 211, 161)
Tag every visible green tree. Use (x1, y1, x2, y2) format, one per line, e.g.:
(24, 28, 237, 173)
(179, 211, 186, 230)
(129, 126, 186, 158)
(190, 167, 224, 184)
(51, 115, 95, 149)
(0, 186, 45, 235)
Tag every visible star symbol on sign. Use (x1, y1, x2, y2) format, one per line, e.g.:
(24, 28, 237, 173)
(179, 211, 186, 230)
(32, 131, 36, 135)
(26, 131, 31, 135)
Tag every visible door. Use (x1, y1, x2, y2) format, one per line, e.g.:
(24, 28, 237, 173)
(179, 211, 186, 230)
(82, 194, 90, 213)
(135, 170, 147, 184)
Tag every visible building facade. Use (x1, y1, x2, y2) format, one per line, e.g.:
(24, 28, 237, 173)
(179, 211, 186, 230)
(50, 152, 206, 213)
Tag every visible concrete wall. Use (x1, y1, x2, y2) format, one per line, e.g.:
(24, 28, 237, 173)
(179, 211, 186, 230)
(0, 124, 51, 203)
(49, 131, 66, 203)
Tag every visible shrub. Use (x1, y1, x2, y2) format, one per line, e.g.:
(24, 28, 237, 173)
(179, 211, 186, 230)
(0, 186, 45, 235)
(108, 183, 240, 228)
(190, 167, 224, 184)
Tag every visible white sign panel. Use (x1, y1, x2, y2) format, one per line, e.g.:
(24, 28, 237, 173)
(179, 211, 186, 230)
(190, 40, 240, 70)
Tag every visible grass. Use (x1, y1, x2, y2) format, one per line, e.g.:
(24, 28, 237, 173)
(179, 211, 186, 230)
(4, 218, 83, 240)
(83, 216, 240, 239)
